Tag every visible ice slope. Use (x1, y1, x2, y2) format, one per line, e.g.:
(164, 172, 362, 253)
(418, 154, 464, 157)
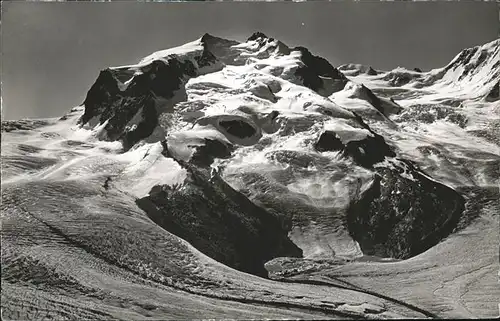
(2, 33, 499, 319)
(354, 38, 500, 103)
(0, 109, 425, 320)
(344, 38, 500, 189)
(421, 38, 500, 99)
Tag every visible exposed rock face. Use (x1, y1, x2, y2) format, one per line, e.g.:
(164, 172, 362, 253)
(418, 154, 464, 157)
(248, 32, 269, 42)
(314, 131, 345, 153)
(246, 32, 291, 57)
(311, 114, 466, 260)
(219, 119, 257, 139)
(314, 129, 396, 168)
(383, 71, 418, 87)
(119, 95, 159, 151)
(136, 152, 302, 277)
(189, 138, 234, 167)
(80, 69, 122, 125)
(196, 115, 263, 146)
(442, 45, 495, 82)
(292, 46, 348, 94)
(132, 59, 196, 96)
(485, 80, 499, 101)
(444, 47, 477, 75)
(79, 50, 221, 150)
(413, 67, 423, 72)
(366, 67, 378, 75)
(201, 33, 241, 65)
(358, 84, 402, 116)
(347, 159, 465, 259)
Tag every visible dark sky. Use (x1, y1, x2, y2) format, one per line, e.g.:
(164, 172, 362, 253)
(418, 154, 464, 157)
(1, 1, 498, 120)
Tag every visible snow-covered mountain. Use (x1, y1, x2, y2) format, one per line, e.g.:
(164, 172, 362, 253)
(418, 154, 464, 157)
(2, 33, 499, 319)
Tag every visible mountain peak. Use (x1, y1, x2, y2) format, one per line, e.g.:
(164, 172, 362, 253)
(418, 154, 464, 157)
(201, 32, 216, 40)
(200, 32, 229, 44)
(78, 32, 352, 148)
(247, 32, 270, 42)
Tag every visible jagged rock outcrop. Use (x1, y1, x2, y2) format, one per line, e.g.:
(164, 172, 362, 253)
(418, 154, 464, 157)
(189, 138, 234, 167)
(293, 46, 348, 94)
(314, 129, 395, 168)
(80, 69, 122, 125)
(383, 70, 420, 87)
(136, 148, 302, 277)
(246, 32, 291, 57)
(485, 80, 499, 101)
(366, 66, 378, 75)
(248, 32, 270, 42)
(79, 46, 222, 150)
(443, 47, 478, 75)
(195, 114, 263, 146)
(219, 119, 256, 138)
(201, 33, 241, 65)
(347, 159, 465, 259)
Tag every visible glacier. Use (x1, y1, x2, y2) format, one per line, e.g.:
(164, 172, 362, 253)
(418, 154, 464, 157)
(2, 32, 499, 319)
